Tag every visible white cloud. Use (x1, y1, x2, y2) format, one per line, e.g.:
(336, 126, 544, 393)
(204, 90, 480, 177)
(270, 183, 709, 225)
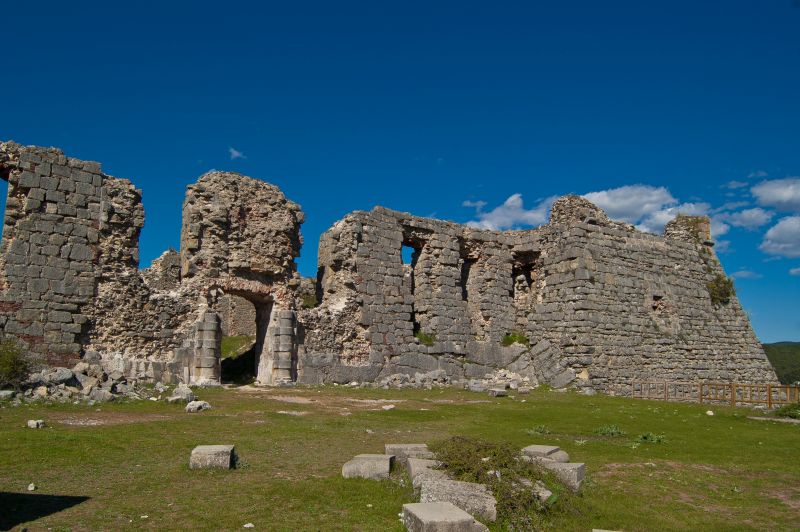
(723, 180, 748, 189)
(789, 267, 800, 276)
(580, 185, 722, 236)
(713, 201, 749, 213)
(718, 207, 774, 230)
(228, 147, 246, 160)
(752, 178, 800, 212)
(582, 185, 676, 223)
(465, 194, 556, 230)
(715, 240, 731, 253)
(731, 270, 762, 280)
(637, 202, 713, 235)
(462, 200, 487, 212)
(760, 216, 800, 258)
(709, 216, 730, 238)
(748, 170, 768, 179)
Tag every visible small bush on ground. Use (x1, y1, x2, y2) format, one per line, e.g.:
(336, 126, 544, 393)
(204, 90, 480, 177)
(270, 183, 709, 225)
(414, 331, 436, 346)
(774, 403, 800, 419)
(526, 424, 551, 436)
(0, 339, 33, 390)
(636, 432, 665, 444)
(430, 436, 575, 530)
(595, 424, 626, 437)
(502, 330, 530, 347)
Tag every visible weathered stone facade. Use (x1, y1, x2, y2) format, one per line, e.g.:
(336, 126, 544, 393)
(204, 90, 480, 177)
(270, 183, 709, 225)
(1, 143, 303, 386)
(298, 198, 778, 393)
(178, 172, 304, 384)
(0, 141, 778, 392)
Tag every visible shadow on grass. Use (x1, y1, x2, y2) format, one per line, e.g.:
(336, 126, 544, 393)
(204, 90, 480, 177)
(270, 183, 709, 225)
(0, 492, 89, 530)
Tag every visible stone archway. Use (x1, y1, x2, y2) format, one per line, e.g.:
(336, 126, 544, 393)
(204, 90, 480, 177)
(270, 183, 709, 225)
(218, 291, 296, 386)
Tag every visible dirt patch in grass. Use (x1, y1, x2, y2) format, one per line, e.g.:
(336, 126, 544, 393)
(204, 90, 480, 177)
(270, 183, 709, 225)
(767, 486, 800, 510)
(270, 395, 316, 404)
(51, 412, 173, 426)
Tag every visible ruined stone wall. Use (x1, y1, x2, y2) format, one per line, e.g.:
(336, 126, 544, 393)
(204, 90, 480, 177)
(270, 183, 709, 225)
(180, 172, 304, 384)
(218, 294, 257, 337)
(0, 142, 199, 380)
(0, 144, 305, 385)
(0, 142, 116, 365)
(531, 209, 776, 392)
(0, 140, 776, 391)
(299, 198, 778, 391)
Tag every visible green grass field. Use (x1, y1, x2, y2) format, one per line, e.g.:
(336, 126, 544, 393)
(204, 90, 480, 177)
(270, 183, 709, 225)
(220, 336, 256, 359)
(764, 342, 800, 384)
(1, 386, 798, 531)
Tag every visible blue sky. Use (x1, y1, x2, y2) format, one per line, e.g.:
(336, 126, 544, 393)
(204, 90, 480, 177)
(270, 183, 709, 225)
(1, 1, 799, 341)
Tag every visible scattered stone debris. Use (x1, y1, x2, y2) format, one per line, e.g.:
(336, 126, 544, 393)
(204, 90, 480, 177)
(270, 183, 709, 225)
(521, 445, 585, 492)
(0, 390, 16, 400)
(189, 445, 236, 469)
(376, 370, 451, 390)
(5, 356, 165, 407)
(26, 419, 45, 429)
(168, 384, 196, 404)
(347, 440, 586, 530)
(185, 400, 211, 413)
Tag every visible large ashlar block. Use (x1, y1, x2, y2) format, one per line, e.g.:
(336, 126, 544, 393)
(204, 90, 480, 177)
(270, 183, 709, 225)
(402, 502, 489, 532)
(419, 478, 497, 521)
(189, 445, 236, 469)
(408, 458, 448, 489)
(521, 444, 561, 459)
(540, 461, 585, 491)
(385, 443, 435, 465)
(341, 454, 394, 480)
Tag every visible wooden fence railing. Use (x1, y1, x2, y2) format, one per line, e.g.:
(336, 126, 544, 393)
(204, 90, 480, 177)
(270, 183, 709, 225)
(631, 381, 800, 408)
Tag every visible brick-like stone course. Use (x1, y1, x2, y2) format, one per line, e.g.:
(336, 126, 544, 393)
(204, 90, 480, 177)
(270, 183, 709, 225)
(1, 141, 778, 391)
(298, 197, 778, 392)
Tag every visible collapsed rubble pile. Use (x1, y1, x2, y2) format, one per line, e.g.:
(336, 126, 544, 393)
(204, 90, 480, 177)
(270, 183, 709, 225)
(0, 355, 214, 408)
(341, 441, 586, 531)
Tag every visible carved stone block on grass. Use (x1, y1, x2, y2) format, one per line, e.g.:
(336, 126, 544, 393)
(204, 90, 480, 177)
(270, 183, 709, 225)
(385, 443, 435, 465)
(189, 445, 236, 469)
(540, 461, 585, 491)
(341, 454, 394, 480)
(419, 478, 497, 521)
(407, 458, 448, 488)
(521, 444, 561, 459)
(402, 502, 489, 532)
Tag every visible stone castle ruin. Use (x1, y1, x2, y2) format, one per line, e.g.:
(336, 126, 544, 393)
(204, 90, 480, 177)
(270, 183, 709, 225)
(0, 141, 779, 393)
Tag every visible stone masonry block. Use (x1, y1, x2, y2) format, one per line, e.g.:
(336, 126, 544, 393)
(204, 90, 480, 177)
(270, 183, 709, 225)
(419, 478, 497, 521)
(521, 444, 561, 459)
(341, 454, 394, 480)
(403, 502, 489, 532)
(385, 443, 435, 465)
(189, 445, 236, 469)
